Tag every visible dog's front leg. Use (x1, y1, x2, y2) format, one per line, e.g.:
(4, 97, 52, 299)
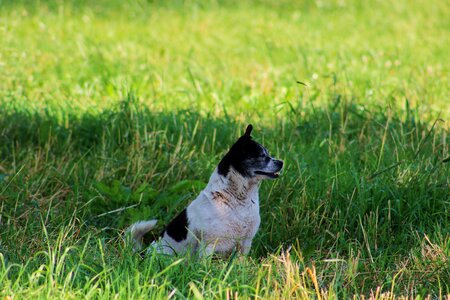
(238, 238, 253, 255)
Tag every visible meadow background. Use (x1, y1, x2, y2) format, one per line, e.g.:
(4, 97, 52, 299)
(0, 0, 449, 298)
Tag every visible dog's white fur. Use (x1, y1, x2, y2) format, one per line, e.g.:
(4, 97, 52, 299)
(128, 167, 263, 257)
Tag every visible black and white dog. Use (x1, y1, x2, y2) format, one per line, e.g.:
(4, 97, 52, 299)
(128, 125, 283, 257)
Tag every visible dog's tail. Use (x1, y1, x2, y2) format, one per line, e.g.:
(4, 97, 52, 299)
(126, 219, 158, 252)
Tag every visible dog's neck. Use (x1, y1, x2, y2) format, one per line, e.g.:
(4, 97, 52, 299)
(206, 168, 260, 207)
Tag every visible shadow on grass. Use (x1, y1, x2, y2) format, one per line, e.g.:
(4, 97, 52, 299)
(0, 94, 448, 262)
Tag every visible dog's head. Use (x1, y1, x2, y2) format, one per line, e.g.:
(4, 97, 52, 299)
(218, 124, 284, 180)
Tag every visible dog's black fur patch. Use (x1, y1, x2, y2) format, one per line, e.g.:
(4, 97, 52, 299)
(165, 209, 189, 242)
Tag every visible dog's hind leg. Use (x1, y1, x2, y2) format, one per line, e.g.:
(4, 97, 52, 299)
(199, 244, 216, 258)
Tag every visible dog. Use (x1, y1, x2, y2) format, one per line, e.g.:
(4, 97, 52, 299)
(127, 124, 283, 257)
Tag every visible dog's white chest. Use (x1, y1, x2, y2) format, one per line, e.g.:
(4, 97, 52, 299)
(189, 186, 261, 241)
(226, 202, 260, 237)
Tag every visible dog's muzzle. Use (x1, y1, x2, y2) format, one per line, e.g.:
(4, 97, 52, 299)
(255, 159, 284, 178)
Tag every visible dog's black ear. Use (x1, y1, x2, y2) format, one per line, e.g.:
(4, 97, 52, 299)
(244, 124, 253, 137)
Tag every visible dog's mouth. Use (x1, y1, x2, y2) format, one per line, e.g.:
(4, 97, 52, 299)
(254, 171, 281, 178)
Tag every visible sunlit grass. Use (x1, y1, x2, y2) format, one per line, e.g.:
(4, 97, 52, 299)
(1, 0, 448, 117)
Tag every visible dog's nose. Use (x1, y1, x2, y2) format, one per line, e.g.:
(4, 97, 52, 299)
(275, 160, 284, 169)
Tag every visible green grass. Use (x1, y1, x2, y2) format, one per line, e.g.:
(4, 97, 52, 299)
(0, 0, 449, 298)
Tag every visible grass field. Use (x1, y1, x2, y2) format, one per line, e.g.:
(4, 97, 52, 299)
(0, 0, 449, 298)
